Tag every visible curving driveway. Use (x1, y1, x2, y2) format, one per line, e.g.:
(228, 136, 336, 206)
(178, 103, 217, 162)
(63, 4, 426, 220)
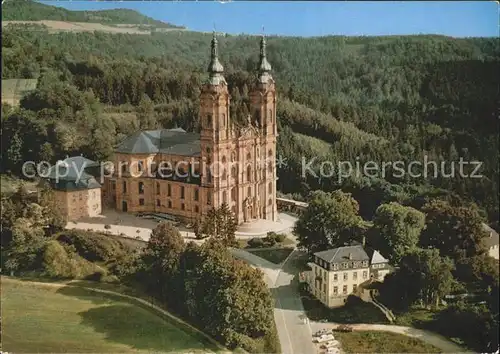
(232, 248, 315, 354)
(272, 249, 316, 354)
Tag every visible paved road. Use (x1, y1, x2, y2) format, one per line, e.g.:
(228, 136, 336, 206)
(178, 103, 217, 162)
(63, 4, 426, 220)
(231, 247, 315, 354)
(230, 248, 280, 286)
(272, 250, 315, 354)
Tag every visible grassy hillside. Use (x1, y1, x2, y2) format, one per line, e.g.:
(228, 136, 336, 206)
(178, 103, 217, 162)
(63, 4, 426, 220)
(1, 78, 38, 106)
(1, 0, 183, 29)
(1, 277, 221, 353)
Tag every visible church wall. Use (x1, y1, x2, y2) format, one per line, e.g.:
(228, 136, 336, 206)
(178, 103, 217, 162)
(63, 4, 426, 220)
(104, 35, 278, 225)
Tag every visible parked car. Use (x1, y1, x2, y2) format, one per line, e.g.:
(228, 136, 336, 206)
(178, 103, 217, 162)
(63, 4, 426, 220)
(326, 340, 340, 348)
(314, 329, 330, 337)
(313, 334, 334, 343)
(335, 324, 353, 332)
(326, 347, 340, 354)
(320, 339, 338, 349)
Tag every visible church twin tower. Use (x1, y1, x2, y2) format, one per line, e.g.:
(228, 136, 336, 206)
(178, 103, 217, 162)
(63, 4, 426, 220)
(199, 33, 278, 223)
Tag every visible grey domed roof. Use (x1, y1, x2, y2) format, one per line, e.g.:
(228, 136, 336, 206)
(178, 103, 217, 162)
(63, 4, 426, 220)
(115, 128, 201, 156)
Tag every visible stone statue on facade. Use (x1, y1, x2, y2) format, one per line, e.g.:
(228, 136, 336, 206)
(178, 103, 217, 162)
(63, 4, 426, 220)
(255, 196, 261, 219)
(243, 196, 253, 222)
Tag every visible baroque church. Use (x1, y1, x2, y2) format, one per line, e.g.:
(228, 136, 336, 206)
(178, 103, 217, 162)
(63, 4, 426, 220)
(102, 33, 278, 225)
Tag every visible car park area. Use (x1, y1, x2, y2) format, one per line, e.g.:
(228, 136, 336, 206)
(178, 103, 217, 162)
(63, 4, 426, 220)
(312, 326, 351, 354)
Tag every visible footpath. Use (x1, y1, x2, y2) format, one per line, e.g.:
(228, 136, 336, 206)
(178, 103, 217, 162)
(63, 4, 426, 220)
(310, 321, 471, 353)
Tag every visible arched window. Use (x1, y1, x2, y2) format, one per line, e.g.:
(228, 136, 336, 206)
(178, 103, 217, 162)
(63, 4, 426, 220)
(247, 152, 251, 161)
(268, 149, 273, 157)
(269, 109, 273, 122)
(206, 114, 212, 128)
(231, 187, 236, 201)
(123, 181, 127, 193)
(268, 182, 272, 194)
(206, 147, 211, 154)
(223, 191, 227, 203)
(247, 187, 252, 198)
(231, 165, 237, 178)
(247, 166, 252, 182)
(138, 161, 144, 172)
(231, 152, 236, 162)
(121, 162, 127, 174)
(156, 182, 160, 195)
(221, 114, 226, 127)
(207, 169, 212, 183)
(268, 198, 272, 206)
(222, 169, 227, 180)
(138, 182, 144, 194)
(222, 155, 227, 164)
(268, 162, 273, 173)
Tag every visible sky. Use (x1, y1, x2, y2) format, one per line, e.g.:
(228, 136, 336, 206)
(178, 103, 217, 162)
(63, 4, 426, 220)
(45, 1, 498, 38)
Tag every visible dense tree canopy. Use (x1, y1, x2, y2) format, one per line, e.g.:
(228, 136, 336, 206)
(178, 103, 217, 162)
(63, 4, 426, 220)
(380, 248, 456, 310)
(294, 190, 364, 252)
(369, 202, 425, 264)
(2, 0, 182, 28)
(2, 17, 498, 224)
(1, 4, 498, 351)
(420, 200, 489, 261)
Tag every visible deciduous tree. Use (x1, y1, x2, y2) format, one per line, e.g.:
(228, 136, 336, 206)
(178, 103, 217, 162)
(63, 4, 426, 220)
(198, 203, 238, 246)
(141, 222, 185, 304)
(369, 202, 425, 264)
(380, 248, 456, 310)
(294, 190, 363, 252)
(420, 200, 488, 260)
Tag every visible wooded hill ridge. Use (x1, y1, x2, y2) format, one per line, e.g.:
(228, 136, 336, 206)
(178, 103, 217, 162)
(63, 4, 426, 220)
(2, 0, 183, 29)
(1, 1, 499, 227)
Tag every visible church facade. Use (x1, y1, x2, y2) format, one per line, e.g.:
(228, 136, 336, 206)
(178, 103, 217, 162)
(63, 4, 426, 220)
(102, 34, 278, 225)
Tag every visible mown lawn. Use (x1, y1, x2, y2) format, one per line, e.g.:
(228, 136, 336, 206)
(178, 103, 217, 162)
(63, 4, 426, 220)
(335, 331, 442, 353)
(394, 307, 438, 327)
(248, 247, 294, 265)
(1, 277, 221, 353)
(237, 236, 295, 249)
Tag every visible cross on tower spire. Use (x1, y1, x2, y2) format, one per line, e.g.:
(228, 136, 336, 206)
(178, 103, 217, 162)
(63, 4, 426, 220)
(257, 27, 272, 82)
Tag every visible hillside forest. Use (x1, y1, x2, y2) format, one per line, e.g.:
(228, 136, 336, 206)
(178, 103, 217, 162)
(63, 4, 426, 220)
(1, 1, 499, 229)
